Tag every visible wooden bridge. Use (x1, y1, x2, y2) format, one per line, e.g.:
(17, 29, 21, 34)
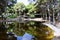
(0, 17, 47, 23)
(0, 16, 60, 37)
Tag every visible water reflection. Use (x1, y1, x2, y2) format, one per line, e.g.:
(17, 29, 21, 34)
(7, 21, 54, 40)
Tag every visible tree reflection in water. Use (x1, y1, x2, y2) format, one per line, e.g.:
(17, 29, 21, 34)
(8, 21, 54, 40)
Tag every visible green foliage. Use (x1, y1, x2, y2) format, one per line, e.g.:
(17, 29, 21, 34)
(13, 2, 25, 11)
(25, 4, 37, 18)
(5, 6, 17, 18)
(5, 2, 26, 18)
(5, 2, 37, 18)
(26, 4, 36, 13)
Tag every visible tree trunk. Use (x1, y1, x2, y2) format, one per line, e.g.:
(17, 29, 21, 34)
(0, 0, 7, 39)
(0, 16, 7, 40)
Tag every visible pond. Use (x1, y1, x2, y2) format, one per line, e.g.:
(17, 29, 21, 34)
(7, 21, 54, 40)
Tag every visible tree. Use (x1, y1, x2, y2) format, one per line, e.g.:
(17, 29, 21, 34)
(26, 4, 36, 13)
(13, 2, 25, 16)
(0, 0, 8, 13)
(7, 0, 17, 7)
(6, 3, 26, 36)
(25, 4, 37, 18)
(5, 2, 23, 18)
(13, 2, 25, 11)
(0, 0, 8, 40)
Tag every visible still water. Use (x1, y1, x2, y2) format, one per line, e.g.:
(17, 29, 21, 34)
(8, 21, 56, 40)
